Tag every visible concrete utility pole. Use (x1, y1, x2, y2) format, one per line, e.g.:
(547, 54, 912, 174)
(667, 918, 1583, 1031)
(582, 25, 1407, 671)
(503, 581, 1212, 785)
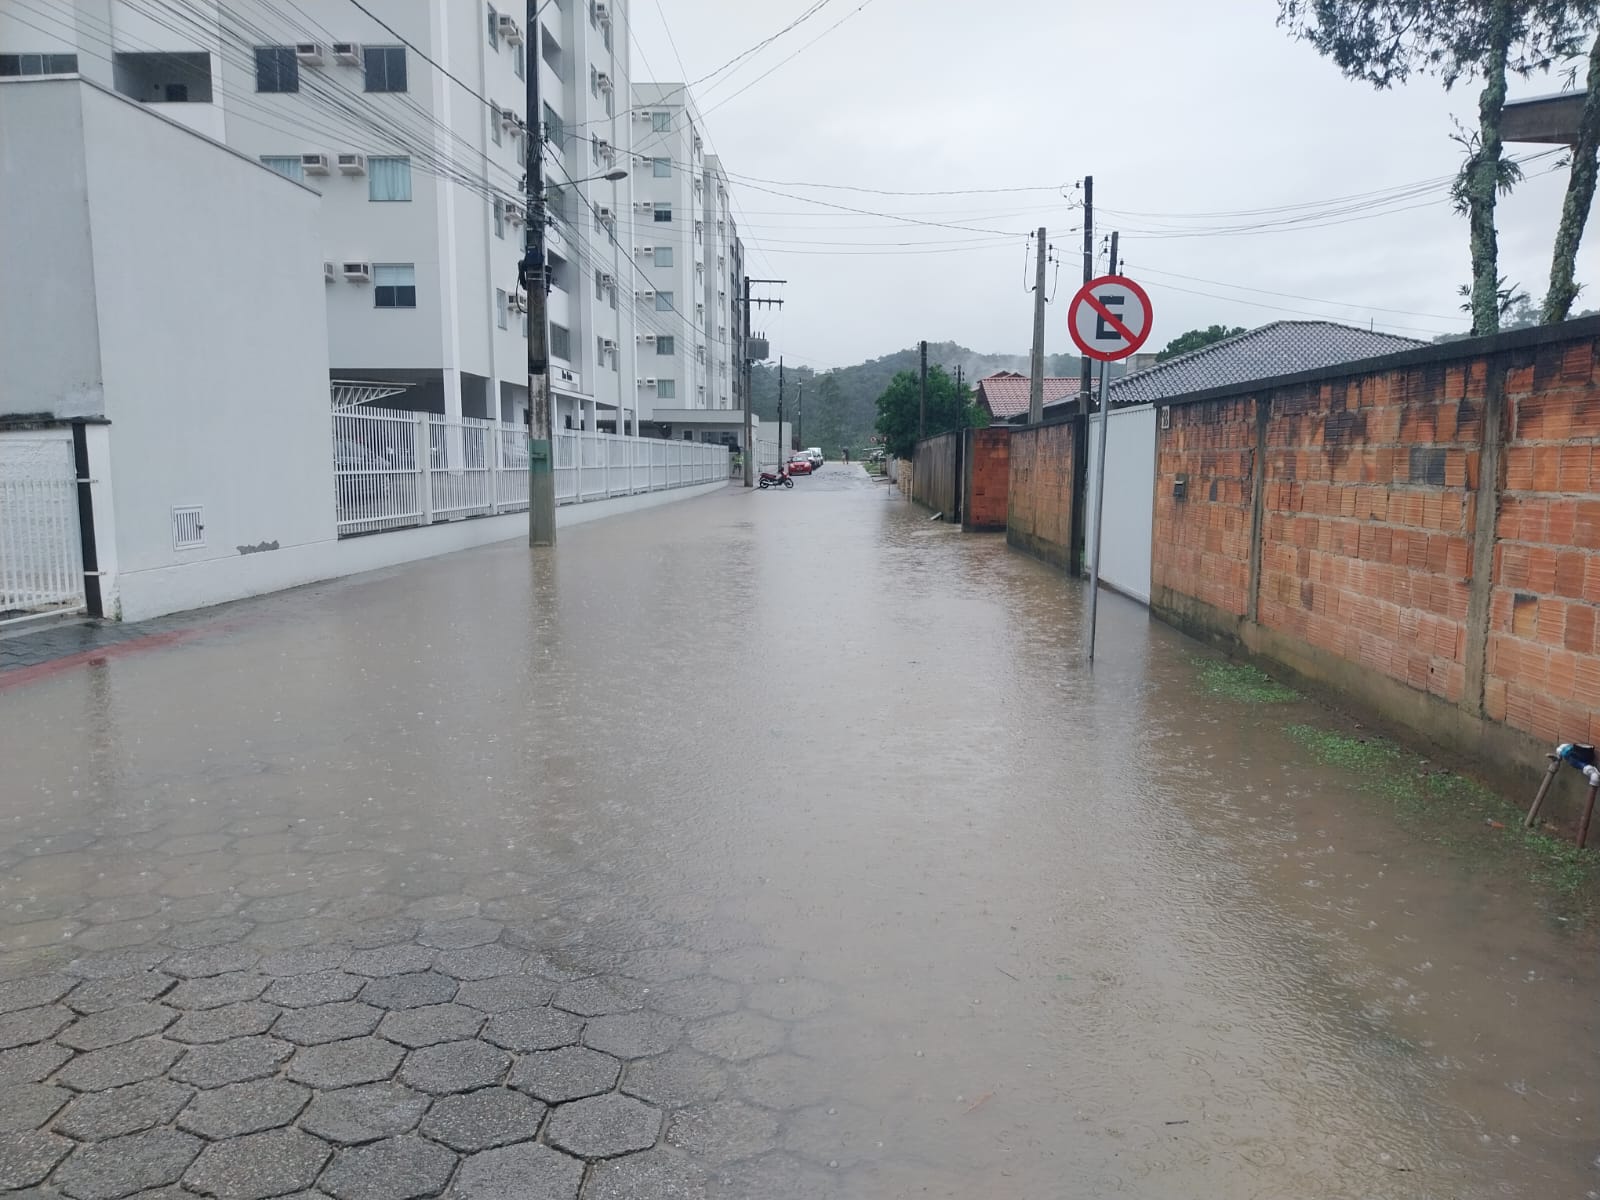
(1028, 227, 1047, 424)
(523, 0, 554, 545)
(918, 340, 928, 439)
(777, 357, 785, 456)
(741, 276, 784, 486)
(1085, 229, 1119, 667)
(795, 380, 803, 450)
(1078, 177, 1093, 418)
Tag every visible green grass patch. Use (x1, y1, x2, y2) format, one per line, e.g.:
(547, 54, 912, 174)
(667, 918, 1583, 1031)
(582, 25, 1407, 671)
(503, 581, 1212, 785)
(1191, 657, 1300, 704)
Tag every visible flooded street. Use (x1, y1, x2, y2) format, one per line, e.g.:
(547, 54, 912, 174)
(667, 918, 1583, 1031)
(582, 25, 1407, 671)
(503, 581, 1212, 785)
(0, 463, 1594, 1199)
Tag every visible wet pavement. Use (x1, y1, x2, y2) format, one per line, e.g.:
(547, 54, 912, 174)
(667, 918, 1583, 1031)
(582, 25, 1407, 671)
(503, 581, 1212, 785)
(0, 463, 1595, 1199)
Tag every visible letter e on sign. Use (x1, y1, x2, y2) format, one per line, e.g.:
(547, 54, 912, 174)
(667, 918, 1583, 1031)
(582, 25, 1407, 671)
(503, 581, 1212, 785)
(1068, 274, 1153, 363)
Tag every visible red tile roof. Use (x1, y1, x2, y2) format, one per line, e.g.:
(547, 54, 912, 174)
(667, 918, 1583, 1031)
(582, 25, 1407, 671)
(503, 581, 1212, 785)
(974, 374, 1081, 419)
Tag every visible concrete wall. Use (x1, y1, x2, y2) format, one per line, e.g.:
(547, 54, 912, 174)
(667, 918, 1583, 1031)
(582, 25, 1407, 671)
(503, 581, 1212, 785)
(911, 431, 959, 515)
(1084, 406, 1156, 603)
(1149, 316, 1600, 808)
(1006, 419, 1077, 570)
(962, 427, 1010, 532)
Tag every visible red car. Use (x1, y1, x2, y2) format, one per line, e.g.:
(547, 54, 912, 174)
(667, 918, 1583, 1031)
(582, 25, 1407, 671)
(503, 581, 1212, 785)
(786, 455, 813, 476)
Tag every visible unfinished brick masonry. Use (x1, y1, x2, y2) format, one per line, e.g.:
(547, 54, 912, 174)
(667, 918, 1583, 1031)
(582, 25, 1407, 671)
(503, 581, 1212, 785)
(964, 427, 1010, 532)
(1007, 419, 1077, 569)
(1150, 319, 1600, 784)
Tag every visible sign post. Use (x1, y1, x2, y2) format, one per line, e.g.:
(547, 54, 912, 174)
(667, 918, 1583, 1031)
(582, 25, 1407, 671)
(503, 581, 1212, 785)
(1066, 269, 1153, 664)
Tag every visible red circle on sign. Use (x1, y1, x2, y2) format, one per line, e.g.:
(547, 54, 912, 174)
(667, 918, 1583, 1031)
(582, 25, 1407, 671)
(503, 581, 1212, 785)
(1067, 274, 1154, 362)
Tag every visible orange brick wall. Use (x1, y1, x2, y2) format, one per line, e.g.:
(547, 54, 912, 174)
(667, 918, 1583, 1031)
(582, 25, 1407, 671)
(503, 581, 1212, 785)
(1256, 367, 1483, 706)
(1152, 397, 1257, 618)
(1487, 340, 1600, 746)
(965, 428, 1010, 531)
(1007, 421, 1077, 568)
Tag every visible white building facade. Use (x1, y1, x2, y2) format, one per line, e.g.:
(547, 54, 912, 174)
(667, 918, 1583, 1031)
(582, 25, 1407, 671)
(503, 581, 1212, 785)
(0, 0, 643, 434)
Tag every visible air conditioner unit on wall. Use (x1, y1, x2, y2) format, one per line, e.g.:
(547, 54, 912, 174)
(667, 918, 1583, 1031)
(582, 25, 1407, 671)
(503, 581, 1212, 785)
(602, 338, 616, 350)
(337, 152, 366, 175)
(301, 152, 331, 175)
(596, 72, 613, 92)
(342, 261, 371, 282)
(500, 107, 519, 132)
(295, 43, 325, 65)
(323, 261, 335, 282)
(502, 199, 524, 225)
(600, 272, 615, 287)
(596, 206, 614, 221)
(509, 291, 528, 313)
(645, 378, 657, 386)
(496, 13, 523, 43)
(332, 42, 361, 64)
(595, 2, 612, 23)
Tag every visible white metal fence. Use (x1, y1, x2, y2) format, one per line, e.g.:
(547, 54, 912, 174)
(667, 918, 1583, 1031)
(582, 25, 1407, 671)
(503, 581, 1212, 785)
(333, 408, 727, 537)
(0, 436, 86, 622)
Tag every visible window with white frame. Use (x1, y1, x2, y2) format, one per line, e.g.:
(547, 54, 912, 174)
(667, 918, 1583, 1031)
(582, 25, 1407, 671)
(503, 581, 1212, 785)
(260, 155, 303, 182)
(490, 104, 502, 144)
(657, 335, 674, 355)
(0, 52, 79, 76)
(651, 110, 670, 133)
(551, 323, 571, 360)
(653, 246, 672, 268)
(496, 289, 508, 329)
(653, 205, 671, 223)
(254, 47, 297, 92)
(374, 264, 416, 308)
(514, 41, 524, 78)
(655, 291, 673, 311)
(652, 157, 671, 178)
(363, 45, 407, 92)
(657, 379, 676, 399)
(487, 4, 499, 48)
(368, 157, 411, 201)
(494, 202, 505, 238)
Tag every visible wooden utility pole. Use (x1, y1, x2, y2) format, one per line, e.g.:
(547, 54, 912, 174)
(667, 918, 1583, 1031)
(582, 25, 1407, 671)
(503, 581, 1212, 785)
(918, 340, 928, 438)
(1028, 227, 1047, 424)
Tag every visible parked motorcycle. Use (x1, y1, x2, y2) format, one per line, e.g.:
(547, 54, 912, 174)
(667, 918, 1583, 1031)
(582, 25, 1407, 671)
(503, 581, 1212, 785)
(758, 466, 794, 489)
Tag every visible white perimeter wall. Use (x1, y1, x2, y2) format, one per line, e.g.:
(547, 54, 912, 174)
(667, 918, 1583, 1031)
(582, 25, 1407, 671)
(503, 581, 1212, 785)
(1083, 405, 1156, 605)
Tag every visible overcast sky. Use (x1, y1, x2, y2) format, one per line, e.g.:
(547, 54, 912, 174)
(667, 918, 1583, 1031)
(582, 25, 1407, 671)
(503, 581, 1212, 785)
(628, 0, 1592, 370)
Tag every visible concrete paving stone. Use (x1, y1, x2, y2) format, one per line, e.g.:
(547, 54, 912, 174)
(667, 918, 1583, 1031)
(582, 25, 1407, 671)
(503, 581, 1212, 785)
(69, 921, 172, 955)
(64, 950, 168, 982)
(0, 977, 74, 1016)
(258, 947, 351, 977)
(0, 1006, 74, 1050)
(509, 1047, 620, 1104)
(79, 898, 163, 925)
(244, 921, 343, 954)
(544, 1094, 661, 1160)
(396, 1040, 509, 1094)
(481, 1008, 583, 1053)
(397, 891, 476, 920)
(0, 918, 84, 953)
(552, 979, 647, 1019)
(415, 918, 502, 951)
(175, 1079, 310, 1139)
(706, 948, 793, 986)
(169, 1036, 292, 1088)
(743, 979, 833, 1022)
(463, 872, 541, 902)
(0, 1083, 70, 1133)
(56, 1039, 181, 1092)
(582, 1148, 712, 1200)
(453, 976, 556, 1015)
(619, 1049, 726, 1110)
(542, 944, 632, 980)
(159, 894, 245, 924)
(163, 973, 268, 1011)
(297, 1084, 429, 1146)
(582, 1013, 684, 1060)
(480, 896, 559, 926)
(63, 976, 175, 1017)
(433, 946, 530, 983)
(167, 1001, 280, 1044)
(317, 1136, 456, 1200)
(53, 1080, 193, 1141)
(643, 979, 743, 1022)
(59, 1006, 179, 1053)
(160, 946, 260, 981)
(261, 972, 364, 1010)
(450, 1142, 583, 1200)
(779, 1102, 881, 1169)
(0, 1130, 72, 1189)
(181, 1128, 331, 1200)
(501, 944, 591, 984)
(158, 873, 235, 901)
(685, 1013, 785, 1064)
(156, 835, 230, 857)
(358, 972, 457, 1011)
(273, 1003, 383, 1047)
(375, 1004, 484, 1048)
(664, 1101, 778, 1167)
(706, 1152, 842, 1200)
(160, 920, 253, 952)
(342, 943, 436, 979)
(0, 1042, 73, 1086)
(614, 950, 707, 985)
(418, 1087, 545, 1153)
(284, 1038, 403, 1090)
(342, 919, 417, 950)
(731, 1053, 832, 1111)
(52, 1129, 200, 1200)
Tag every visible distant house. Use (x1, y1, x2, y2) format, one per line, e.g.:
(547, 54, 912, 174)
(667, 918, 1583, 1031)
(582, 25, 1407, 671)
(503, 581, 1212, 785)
(973, 371, 1080, 422)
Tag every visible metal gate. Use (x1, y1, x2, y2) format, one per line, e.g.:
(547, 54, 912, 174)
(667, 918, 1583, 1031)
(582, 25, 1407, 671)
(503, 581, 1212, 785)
(0, 435, 86, 623)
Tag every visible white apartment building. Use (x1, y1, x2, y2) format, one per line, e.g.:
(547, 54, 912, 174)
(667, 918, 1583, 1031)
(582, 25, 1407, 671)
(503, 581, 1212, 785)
(0, 0, 642, 434)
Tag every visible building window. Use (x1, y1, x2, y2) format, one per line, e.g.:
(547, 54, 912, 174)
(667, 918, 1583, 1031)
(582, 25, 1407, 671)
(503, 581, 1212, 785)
(363, 46, 407, 92)
(540, 27, 562, 78)
(651, 110, 670, 133)
(260, 155, 304, 182)
(597, 336, 607, 365)
(490, 104, 502, 145)
(368, 157, 411, 201)
(374, 264, 416, 309)
(653, 205, 672, 223)
(548, 252, 569, 292)
(551, 323, 571, 360)
(254, 47, 298, 92)
(589, 64, 598, 96)
(653, 246, 673, 268)
(487, 4, 499, 48)
(657, 336, 674, 355)
(605, 89, 613, 117)
(0, 52, 78, 76)
(655, 291, 673, 312)
(543, 103, 562, 149)
(658, 379, 676, 399)
(514, 42, 525, 78)
(496, 289, 508, 329)
(493, 202, 505, 239)
(652, 157, 671, 178)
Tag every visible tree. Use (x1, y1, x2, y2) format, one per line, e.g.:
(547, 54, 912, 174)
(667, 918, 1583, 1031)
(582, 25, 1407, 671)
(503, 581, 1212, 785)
(1155, 325, 1247, 362)
(1544, 30, 1600, 323)
(1278, 0, 1592, 335)
(873, 366, 985, 460)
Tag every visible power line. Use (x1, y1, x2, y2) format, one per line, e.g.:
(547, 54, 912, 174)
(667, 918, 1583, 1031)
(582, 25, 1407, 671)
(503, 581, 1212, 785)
(700, 0, 880, 118)
(1125, 265, 1463, 323)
